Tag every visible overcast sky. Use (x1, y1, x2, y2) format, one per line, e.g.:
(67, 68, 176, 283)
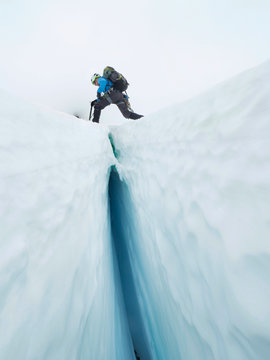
(0, 0, 270, 121)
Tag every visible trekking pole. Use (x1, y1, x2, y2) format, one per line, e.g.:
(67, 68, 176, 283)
(89, 102, 93, 121)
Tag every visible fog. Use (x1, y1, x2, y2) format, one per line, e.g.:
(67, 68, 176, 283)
(1, 0, 270, 120)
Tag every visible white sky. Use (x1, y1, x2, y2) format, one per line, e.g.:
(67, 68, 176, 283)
(0, 0, 270, 120)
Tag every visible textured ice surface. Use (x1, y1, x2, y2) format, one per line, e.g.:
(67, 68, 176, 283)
(110, 61, 270, 359)
(0, 90, 135, 360)
(1, 60, 270, 360)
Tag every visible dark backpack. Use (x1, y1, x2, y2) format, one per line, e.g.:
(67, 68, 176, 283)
(103, 66, 129, 92)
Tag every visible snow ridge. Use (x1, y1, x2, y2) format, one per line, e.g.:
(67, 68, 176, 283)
(0, 91, 135, 360)
(109, 60, 270, 360)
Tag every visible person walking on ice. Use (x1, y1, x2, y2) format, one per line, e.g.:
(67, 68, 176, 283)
(90, 66, 143, 123)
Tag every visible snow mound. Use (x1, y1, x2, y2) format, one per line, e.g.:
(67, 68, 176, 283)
(110, 60, 270, 360)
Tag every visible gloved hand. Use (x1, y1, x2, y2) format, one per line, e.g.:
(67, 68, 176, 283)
(97, 92, 104, 99)
(91, 99, 97, 106)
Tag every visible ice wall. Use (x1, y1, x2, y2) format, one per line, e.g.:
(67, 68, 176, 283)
(0, 91, 135, 360)
(110, 61, 270, 360)
(1, 60, 270, 360)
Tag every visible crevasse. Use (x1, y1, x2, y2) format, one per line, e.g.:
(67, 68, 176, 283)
(108, 134, 152, 360)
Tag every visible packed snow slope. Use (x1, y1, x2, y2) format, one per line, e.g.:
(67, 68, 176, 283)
(0, 91, 135, 360)
(110, 60, 270, 360)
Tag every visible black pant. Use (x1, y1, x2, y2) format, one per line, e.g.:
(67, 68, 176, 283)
(92, 91, 132, 123)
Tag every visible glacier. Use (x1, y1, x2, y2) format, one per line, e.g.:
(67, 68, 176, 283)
(1, 60, 270, 360)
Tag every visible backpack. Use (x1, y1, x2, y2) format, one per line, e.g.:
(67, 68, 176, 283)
(103, 66, 129, 92)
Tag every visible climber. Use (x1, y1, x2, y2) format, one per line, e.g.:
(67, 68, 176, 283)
(90, 67, 143, 123)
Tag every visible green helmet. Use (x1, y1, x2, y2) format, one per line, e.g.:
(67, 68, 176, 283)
(91, 73, 101, 84)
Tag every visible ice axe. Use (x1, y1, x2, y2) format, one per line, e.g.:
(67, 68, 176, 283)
(89, 100, 97, 121)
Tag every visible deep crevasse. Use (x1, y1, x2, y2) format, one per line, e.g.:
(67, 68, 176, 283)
(1, 60, 270, 360)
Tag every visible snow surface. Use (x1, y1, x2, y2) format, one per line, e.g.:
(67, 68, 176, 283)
(110, 60, 270, 359)
(1, 60, 270, 360)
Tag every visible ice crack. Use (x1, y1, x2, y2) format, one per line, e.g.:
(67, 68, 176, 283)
(108, 132, 151, 360)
